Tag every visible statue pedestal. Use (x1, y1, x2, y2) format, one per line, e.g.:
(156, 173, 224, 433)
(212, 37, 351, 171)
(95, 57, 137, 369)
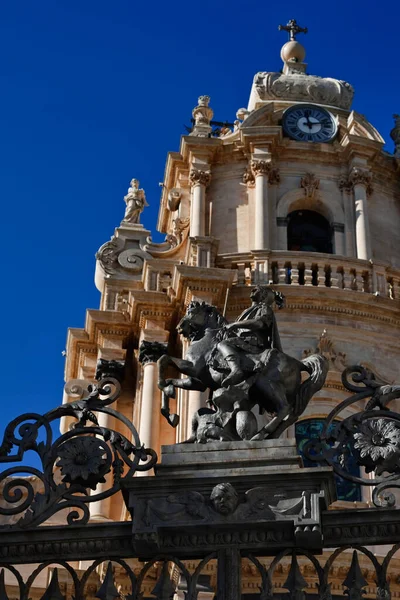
(122, 439, 336, 558)
(156, 438, 302, 477)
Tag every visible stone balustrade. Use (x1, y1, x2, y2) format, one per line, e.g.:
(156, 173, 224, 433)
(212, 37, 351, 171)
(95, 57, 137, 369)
(140, 252, 400, 300)
(221, 252, 400, 300)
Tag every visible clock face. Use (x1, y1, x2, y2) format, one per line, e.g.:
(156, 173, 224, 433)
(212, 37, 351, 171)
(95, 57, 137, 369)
(282, 105, 337, 143)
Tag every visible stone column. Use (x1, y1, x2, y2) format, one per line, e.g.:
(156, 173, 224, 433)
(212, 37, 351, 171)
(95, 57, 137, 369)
(268, 167, 280, 248)
(339, 179, 356, 258)
(350, 168, 373, 260)
(251, 160, 270, 250)
(189, 169, 211, 237)
(138, 340, 168, 461)
(332, 222, 345, 256)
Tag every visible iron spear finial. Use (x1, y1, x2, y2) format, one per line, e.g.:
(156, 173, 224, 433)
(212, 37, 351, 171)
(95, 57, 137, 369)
(278, 19, 308, 41)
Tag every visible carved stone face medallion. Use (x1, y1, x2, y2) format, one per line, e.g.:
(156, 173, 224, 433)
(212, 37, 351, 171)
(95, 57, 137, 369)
(210, 483, 239, 515)
(282, 104, 337, 143)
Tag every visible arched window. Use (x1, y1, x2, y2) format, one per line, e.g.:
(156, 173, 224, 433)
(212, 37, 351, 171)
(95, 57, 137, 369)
(295, 419, 361, 502)
(287, 210, 333, 253)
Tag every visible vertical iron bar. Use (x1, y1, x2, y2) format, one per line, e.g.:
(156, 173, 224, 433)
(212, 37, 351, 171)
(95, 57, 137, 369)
(217, 548, 241, 600)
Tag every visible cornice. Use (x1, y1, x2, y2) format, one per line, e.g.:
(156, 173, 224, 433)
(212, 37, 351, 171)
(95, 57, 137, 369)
(179, 135, 221, 162)
(128, 290, 174, 330)
(172, 264, 236, 309)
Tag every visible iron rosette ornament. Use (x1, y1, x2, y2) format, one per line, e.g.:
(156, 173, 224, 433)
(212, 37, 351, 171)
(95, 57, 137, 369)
(0, 373, 157, 529)
(304, 365, 400, 508)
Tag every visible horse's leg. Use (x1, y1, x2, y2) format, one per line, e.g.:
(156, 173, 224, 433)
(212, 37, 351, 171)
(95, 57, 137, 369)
(158, 354, 207, 428)
(158, 355, 197, 389)
(251, 380, 290, 440)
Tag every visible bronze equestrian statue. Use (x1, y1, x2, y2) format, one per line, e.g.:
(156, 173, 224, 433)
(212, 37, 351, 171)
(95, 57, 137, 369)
(157, 286, 328, 443)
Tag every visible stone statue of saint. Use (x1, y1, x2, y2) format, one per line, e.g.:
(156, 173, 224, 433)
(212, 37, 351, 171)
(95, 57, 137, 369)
(214, 285, 285, 387)
(122, 179, 148, 224)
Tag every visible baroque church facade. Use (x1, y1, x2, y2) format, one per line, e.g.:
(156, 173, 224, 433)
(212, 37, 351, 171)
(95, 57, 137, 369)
(5, 19, 400, 599)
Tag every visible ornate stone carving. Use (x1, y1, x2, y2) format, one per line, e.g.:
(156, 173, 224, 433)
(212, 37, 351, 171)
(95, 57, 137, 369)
(303, 329, 347, 372)
(96, 235, 124, 276)
(349, 167, 373, 194)
(143, 217, 190, 255)
(122, 179, 148, 224)
(338, 169, 373, 194)
(253, 70, 354, 110)
(189, 169, 211, 187)
(250, 160, 271, 177)
(210, 483, 239, 515)
(243, 167, 255, 188)
(193, 95, 213, 126)
(338, 176, 353, 193)
(300, 172, 320, 198)
(390, 114, 400, 158)
(143, 484, 317, 527)
(95, 358, 125, 383)
(268, 168, 280, 185)
(236, 107, 250, 121)
(190, 96, 214, 137)
(170, 216, 190, 244)
(167, 188, 182, 212)
(138, 340, 168, 365)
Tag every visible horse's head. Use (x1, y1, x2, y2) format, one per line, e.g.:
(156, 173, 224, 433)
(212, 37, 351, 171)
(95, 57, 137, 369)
(177, 301, 227, 341)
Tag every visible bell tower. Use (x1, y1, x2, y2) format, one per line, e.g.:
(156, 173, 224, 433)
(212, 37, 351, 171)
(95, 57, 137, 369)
(63, 20, 400, 516)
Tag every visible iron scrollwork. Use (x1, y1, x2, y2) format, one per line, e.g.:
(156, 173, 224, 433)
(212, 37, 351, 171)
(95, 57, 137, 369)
(0, 376, 157, 529)
(304, 365, 400, 508)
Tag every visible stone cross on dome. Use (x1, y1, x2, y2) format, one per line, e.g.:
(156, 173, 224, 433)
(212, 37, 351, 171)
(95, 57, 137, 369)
(278, 19, 308, 41)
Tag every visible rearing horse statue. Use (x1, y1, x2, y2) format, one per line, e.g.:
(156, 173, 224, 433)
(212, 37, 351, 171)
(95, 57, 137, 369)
(158, 288, 328, 443)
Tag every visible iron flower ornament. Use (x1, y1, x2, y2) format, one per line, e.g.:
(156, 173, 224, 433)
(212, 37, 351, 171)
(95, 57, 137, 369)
(304, 366, 400, 507)
(354, 418, 400, 463)
(0, 371, 157, 528)
(57, 437, 109, 490)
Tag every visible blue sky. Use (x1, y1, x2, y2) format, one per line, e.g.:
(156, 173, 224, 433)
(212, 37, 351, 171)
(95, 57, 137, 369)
(0, 0, 399, 434)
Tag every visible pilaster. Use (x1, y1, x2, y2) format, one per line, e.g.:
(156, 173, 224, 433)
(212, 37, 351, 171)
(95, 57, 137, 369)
(251, 155, 272, 250)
